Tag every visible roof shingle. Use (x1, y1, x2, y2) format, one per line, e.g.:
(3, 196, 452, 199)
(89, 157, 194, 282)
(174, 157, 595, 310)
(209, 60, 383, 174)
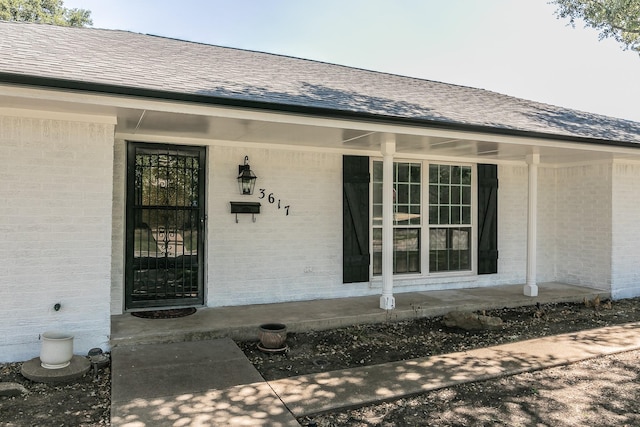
(1, 21, 639, 144)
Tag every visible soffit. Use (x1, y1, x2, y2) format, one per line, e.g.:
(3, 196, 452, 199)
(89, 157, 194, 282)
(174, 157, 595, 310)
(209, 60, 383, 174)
(1, 89, 638, 165)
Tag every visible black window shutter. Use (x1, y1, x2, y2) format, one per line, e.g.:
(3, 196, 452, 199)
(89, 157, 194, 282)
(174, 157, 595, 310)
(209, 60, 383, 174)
(343, 155, 370, 283)
(477, 164, 498, 274)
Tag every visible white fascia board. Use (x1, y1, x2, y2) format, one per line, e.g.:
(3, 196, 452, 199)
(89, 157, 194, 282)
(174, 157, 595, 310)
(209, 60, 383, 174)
(2, 83, 638, 156)
(0, 106, 117, 124)
(612, 157, 640, 166)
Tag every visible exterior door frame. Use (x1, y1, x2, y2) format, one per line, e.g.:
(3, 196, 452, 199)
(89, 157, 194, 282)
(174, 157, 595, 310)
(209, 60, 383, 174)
(125, 141, 206, 310)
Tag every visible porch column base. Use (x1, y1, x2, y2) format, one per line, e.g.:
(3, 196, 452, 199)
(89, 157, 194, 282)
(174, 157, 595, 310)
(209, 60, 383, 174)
(523, 284, 538, 297)
(380, 295, 395, 310)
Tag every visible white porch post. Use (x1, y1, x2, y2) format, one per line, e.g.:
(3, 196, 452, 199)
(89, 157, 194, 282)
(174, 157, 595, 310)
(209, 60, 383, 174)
(380, 134, 396, 310)
(524, 153, 539, 296)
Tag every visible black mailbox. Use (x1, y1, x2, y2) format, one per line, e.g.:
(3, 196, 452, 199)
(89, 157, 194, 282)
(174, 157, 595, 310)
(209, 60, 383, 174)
(230, 202, 261, 214)
(230, 202, 261, 222)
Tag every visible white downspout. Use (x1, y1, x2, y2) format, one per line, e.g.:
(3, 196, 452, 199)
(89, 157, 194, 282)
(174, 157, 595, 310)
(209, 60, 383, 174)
(380, 134, 396, 310)
(524, 153, 539, 297)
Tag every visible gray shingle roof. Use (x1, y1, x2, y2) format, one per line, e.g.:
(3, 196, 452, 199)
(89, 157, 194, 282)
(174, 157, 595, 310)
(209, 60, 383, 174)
(1, 21, 639, 144)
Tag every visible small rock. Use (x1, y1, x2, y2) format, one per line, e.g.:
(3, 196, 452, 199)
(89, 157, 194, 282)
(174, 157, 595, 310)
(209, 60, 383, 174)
(0, 382, 28, 397)
(443, 311, 503, 330)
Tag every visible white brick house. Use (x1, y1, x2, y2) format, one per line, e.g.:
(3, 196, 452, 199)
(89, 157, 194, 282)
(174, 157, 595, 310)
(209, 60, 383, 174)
(1, 21, 640, 362)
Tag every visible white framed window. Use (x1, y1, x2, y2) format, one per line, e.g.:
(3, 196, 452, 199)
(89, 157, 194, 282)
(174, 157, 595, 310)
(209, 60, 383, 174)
(428, 164, 472, 272)
(372, 160, 473, 276)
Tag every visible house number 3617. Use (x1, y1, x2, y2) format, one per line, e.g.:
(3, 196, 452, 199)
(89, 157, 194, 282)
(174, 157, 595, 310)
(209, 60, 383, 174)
(258, 189, 290, 216)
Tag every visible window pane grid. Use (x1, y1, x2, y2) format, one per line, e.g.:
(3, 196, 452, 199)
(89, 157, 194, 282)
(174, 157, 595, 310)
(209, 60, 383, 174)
(373, 161, 472, 276)
(429, 227, 471, 272)
(373, 161, 422, 227)
(373, 161, 421, 275)
(428, 164, 472, 226)
(428, 164, 472, 272)
(394, 228, 420, 274)
(372, 228, 420, 275)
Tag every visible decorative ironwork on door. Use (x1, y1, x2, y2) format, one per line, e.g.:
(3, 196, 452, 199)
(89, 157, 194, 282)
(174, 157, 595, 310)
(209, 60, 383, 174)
(125, 143, 205, 309)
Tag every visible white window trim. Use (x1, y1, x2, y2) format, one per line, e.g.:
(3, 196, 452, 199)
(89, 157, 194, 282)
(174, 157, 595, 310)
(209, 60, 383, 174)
(370, 158, 478, 279)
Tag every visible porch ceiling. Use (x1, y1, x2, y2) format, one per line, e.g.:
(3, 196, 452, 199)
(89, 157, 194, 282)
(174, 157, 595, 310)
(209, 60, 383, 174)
(111, 108, 640, 165)
(3, 88, 640, 165)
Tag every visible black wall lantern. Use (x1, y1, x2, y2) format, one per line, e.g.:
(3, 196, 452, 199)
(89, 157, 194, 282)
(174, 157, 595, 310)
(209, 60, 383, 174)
(237, 156, 257, 195)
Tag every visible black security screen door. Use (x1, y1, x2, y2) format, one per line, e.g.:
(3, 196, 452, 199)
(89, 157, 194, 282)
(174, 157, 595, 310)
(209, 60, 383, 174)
(125, 143, 206, 309)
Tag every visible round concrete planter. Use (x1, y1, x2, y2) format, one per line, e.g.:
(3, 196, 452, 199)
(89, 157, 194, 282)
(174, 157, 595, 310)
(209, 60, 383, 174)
(258, 323, 287, 349)
(40, 331, 74, 369)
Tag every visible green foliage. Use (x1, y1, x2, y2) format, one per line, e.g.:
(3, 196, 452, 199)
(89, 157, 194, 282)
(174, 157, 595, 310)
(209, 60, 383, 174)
(0, 0, 92, 27)
(551, 0, 640, 54)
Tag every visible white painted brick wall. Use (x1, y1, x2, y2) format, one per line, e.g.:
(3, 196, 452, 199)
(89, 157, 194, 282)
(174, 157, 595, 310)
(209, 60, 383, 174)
(0, 116, 114, 362)
(554, 163, 612, 289)
(536, 166, 557, 283)
(611, 162, 640, 299)
(207, 146, 355, 306)
(492, 164, 528, 285)
(110, 139, 126, 314)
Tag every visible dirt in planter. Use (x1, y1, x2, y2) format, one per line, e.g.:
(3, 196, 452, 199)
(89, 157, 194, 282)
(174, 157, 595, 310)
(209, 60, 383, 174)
(237, 298, 640, 382)
(0, 362, 110, 426)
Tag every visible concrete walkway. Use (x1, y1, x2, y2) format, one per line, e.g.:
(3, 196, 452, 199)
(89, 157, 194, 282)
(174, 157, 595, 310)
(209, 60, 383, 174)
(111, 338, 300, 426)
(111, 323, 640, 426)
(271, 322, 640, 417)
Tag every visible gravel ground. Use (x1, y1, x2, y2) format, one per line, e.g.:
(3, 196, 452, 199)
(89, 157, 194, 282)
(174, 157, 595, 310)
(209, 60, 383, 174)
(301, 349, 640, 427)
(0, 362, 110, 426)
(1, 296, 639, 426)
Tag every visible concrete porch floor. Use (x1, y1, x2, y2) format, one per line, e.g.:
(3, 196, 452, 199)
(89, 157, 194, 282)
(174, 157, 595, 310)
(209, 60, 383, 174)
(110, 282, 609, 348)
